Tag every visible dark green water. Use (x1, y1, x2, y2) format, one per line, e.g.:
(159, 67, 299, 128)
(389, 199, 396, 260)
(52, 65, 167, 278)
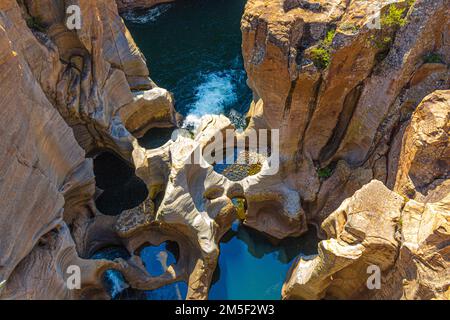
(91, 0, 319, 300)
(124, 0, 252, 127)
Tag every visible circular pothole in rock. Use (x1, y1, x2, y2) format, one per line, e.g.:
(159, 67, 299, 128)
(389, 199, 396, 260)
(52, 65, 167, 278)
(138, 127, 176, 149)
(139, 241, 188, 300)
(212, 147, 266, 181)
(90, 246, 146, 300)
(94, 152, 148, 216)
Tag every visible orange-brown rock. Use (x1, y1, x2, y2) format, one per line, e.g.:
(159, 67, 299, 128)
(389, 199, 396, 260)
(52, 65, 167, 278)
(241, 0, 449, 235)
(282, 91, 450, 300)
(394, 90, 450, 201)
(115, 0, 173, 12)
(283, 178, 450, 300)
(0, 0, 176, 299)
(15, 0, 177, 159)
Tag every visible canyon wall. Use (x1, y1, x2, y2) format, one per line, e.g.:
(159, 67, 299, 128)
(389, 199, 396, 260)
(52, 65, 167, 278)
(283, 90, 449, 299)
(241, 0, 449, 299)
(241, 0, 449, 236)
(115, 0, 174, 12)
(0, 0, 176, 299)
(0, 0, 448, 301)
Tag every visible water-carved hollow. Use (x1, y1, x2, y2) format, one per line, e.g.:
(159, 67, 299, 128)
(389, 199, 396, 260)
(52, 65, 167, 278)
(93, 152, 148, 215)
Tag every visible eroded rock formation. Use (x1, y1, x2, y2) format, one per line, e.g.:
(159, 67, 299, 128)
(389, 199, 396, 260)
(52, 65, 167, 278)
(115, 0, 174, 12)
(241, 0, 449, 237)
(0, 0, 448, 301)
(0, 0, 177, 299)
(283, 90, 449, 300)
(240, 0, 449, 299)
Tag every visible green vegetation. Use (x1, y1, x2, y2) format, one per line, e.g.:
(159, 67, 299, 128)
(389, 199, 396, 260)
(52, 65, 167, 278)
(310, 47, 331, 70)
(423, 53, 445, 64)
(247, 163, 262, 176)
(317, 166, 333, 179)
(398, 216, 403, 229)
(340, 22, 359, 34)
(370, 35, 392, 50)
(234, 198, 247, 220)
(381, 5, 407, 28)
(323, 29, 336, 47)
(26, 16, 47, 32)
(310, 29, 336, 70)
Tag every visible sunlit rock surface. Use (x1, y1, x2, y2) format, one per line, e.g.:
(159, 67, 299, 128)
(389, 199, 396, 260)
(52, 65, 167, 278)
(283, 92, 450, 300)
(0, 0, 448, 301)
(116, 0, 174, 12)
(0, 0, 176, 299)
(241, 0, 449, 236)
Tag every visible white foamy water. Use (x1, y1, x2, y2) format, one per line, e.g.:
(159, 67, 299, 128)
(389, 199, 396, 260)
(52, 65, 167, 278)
(122, 4, 172, 24)
(104, 270, 129, 298)
(184, 71, 238, 128)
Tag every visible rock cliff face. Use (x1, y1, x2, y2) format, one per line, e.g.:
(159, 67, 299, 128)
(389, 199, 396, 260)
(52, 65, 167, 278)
(239, 0, 449, 300)
(0, 0, 448, 301)
(115, 0, 173, 12)
(241, 0, 449, 238)
(0, 0, 176, 299)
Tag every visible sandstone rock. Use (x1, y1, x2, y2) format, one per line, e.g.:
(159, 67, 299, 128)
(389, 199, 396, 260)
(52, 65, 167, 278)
(282, 180, 405, 299)
(242, 0, 449, 232)
(116, 0, 174, 12)
(1, 0, 449, 301)
(119, 87, 178, 138)
(0, 0, 176, 299)
(0, 224, 121, 299)
(283, 179, 450, 300)
(394, 90, 450, 201)
(283, 91, 450, 299)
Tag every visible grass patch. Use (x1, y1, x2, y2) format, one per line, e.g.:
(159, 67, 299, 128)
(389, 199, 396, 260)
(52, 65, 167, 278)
(381, 5, 407, 28)
(26, 16, 47, 32)
(247, 163, 262, 176)
(423, 53, 445, 64)
(317, 166, 333, 179)
(234, 198, 247, 220)
(310, 29, 336, 70)
(310, 47, 331, 70)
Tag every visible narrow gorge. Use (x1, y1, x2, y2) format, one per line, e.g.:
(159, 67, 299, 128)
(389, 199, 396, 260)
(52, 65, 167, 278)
(0, 0, 448, 301)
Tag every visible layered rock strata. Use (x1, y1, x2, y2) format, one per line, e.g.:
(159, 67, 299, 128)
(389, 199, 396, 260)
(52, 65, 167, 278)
(0, 0, 448, 301)
(0, 0, 176, 299)
(115, 0, 174, 12)
(241, 0, 449, 238)
(282, 90, 449, 300)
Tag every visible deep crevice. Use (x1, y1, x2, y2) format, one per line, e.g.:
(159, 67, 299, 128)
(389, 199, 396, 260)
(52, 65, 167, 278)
(318, 82, 364, 164)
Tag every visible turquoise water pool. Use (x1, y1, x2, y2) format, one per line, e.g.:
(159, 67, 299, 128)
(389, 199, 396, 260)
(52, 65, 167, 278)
(209, 221, 318, 300)
(92, 243, 188, 300)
